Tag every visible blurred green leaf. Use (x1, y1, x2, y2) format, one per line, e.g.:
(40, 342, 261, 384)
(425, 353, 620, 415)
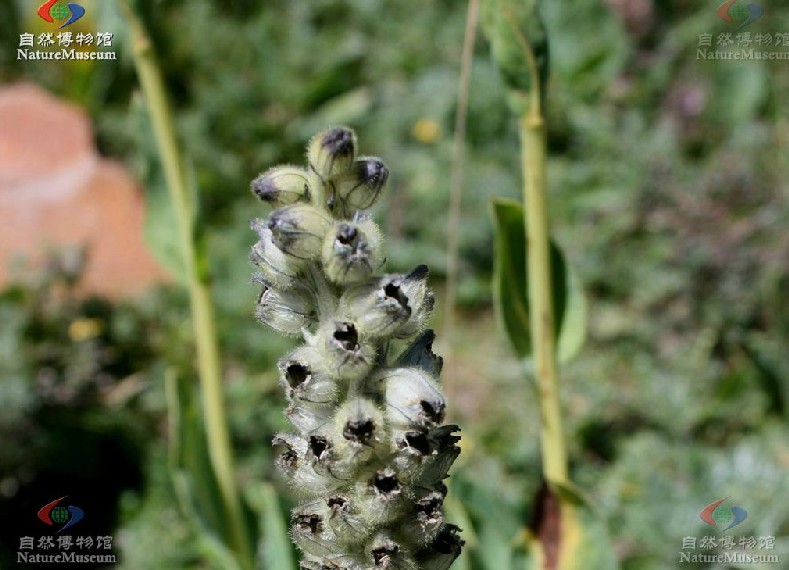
(492, 199, 586, 363)
(248, 483, 297, 570)
(480, 0, 549, 114)
(166, 370, 252, 570)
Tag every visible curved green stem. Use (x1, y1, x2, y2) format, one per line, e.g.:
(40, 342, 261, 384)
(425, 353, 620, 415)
(121, 4, 254, 568)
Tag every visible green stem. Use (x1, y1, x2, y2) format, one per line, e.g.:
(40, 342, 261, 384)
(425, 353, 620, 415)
(520, 96, 567, 486)
(122, 5, 254, 568)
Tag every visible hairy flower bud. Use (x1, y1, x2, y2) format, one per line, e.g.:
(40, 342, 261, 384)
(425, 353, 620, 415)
(250, 220, 306, 287)
(251, 165, 312, 206)
(339, 275, 412, 338)
(332, 157, 389, 217)
(377, 368, 446, 429)
(317, 320, 377, 382)
(278, 347, 339, 406)
(322, 218, 384, 285)
(268, 204, 332, 260)
(308, 127, 358, 179)
(254, 276, 316, 336)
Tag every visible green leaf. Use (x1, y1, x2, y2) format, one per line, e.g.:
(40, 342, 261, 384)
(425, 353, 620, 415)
(166, 369, 255, 569)
(480, 0, 549, 115)
(492, 199, 586, 363)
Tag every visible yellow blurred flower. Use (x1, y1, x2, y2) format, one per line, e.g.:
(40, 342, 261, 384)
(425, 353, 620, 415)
(411, 118, 441, 144)
(68, 318, 103, 342)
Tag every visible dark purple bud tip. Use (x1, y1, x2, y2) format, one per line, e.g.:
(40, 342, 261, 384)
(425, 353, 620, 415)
(336, 224, 360, 248)
(285, 363, 310, 389)
(323, 127, 356, 157)
(407, 264, 429, 280)
(251, 175, 279, 203)
(356, 158, 389, 189)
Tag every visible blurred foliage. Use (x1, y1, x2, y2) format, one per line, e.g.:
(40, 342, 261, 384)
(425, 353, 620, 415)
(2, 0, 788, 568)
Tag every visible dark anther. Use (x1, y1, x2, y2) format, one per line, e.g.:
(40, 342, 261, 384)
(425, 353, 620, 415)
(323, 127, 355, 156)
(309, 436, 330, 459)
(285, 363, 310, 389)
(403, 431, 431, 455)
(372, 472, 400, 495)
(296, 513, 323, 535)
(336, 224, 359, 247)
(372, 544, 398, 566)
(343, 419, 375, 443)
(333, 322, 359, 351)
(420, 400, 445, 424)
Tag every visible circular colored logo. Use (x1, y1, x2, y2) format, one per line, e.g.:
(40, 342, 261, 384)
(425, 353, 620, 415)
(49, 3, 69, 21)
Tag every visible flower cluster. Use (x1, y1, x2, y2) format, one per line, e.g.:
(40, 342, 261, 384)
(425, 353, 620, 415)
(250, 127, 463, 569)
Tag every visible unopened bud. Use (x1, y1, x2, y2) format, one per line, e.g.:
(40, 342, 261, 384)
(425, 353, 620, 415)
(268, 205, 332, 260)
(376, 368, 446, 429)
(322, 218, 384, 285)
(251, 166, 312, 206)
(392, 265, 434, 339)
(308, 127, 357, 179)
(354, 467, 407, 527)
(332, 157, 389, 217)
(278, 347, 338, 406)
(319, 321, 376, 382)
(333, 398, 387, 463)
(250, 219, 305, 287)
(254, 277, 316, 336)
(340, 275, 412, 338)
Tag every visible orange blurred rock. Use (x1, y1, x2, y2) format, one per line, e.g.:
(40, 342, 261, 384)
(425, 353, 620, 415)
(0, 83, 169, 298)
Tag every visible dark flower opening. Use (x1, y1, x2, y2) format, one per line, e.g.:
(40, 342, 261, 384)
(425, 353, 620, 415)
(286, 363, 310, 389)
(333, 322, 359, 351)
(415, 495, 443, 518)
(432, 524, 464, 554)
(336, 224, 359, 248)
(403, 431, 431, 455)
(372, 544, 398, 566)
(296, 513, 323, 535)
(309, 435, 331, 459)
(383, 282, 410, 313)
(372, 472, 400, 495)
(343, 419, 375, 443)
(327, 496, 348, 510)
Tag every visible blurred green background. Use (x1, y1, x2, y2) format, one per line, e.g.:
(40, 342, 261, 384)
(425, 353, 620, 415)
(1, 0, 787, 568)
